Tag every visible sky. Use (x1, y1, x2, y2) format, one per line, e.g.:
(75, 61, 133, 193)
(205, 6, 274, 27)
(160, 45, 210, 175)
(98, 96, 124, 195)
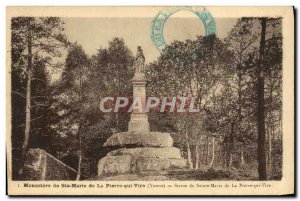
(62, 14, 237, 63)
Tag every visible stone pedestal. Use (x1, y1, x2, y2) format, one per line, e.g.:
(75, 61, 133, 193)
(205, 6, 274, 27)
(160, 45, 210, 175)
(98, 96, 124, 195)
(98, 135, 187, 175)
(128, 113, 149, 133)
(98, 147, 187, 175)
(128, 73, 149, 133)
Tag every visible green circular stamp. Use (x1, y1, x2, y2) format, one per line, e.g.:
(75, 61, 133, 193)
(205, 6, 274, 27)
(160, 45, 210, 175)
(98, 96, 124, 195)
(151, 7, 216, 52)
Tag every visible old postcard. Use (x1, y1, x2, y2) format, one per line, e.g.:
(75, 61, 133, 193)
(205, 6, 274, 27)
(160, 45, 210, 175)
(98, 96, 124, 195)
(6, 6, 294, 196)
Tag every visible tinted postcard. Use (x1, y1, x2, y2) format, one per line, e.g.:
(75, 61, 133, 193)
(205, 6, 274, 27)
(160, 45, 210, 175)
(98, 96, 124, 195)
(6, 6, 294, 196)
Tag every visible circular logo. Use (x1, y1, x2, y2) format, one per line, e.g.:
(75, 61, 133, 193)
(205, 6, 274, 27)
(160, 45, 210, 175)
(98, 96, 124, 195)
(151, 7, 216, 52)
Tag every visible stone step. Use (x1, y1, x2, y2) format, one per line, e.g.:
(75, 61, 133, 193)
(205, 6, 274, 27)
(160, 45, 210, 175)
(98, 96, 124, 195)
(98, 154, 187, 175)
(103, 131, 173, 148)
(107, 147, 182, 159)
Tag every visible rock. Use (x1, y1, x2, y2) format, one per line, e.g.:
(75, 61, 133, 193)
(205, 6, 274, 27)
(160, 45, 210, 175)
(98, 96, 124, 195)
(107, 147, 182, 159)
(103, 132, 173, 147)
(98, 154, 187, 175)
(99, 132, 187, 176)
(136, 157, 187, 172)
(23, 148, 79, 180)
(98, 155, 133, 175)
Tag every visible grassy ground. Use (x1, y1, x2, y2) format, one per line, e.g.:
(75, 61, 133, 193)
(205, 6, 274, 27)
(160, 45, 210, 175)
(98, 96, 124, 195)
(91, 165, 259, 181)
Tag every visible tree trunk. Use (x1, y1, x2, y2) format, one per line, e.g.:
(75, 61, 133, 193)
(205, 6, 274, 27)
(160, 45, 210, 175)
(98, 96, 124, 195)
(209, 137, 215, 169)
(257, 18, 267, 180)
(279, 107, 282, 139)
(241, 147, 245, 166)
(223, 141, 227, 168)
(76, 151, 82, 180)
(195, 140, 200, 170)
(229, 153, 233, 168)
(267, 75, 274, 177)
(202, 141, 206, 164)
(76, 133, 82, 180)
(185, 129, 193, 169)
(18, 21, 32, 176)
(237, 65, 244, 168)
(268, 121, 273, 176)
(205, 135, 209, 164)
(228, 123, 235, 168)
(76, 65, 85, 181)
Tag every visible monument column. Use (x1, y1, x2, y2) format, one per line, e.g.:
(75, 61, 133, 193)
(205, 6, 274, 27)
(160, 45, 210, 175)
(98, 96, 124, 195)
(128, 46, 150, 133)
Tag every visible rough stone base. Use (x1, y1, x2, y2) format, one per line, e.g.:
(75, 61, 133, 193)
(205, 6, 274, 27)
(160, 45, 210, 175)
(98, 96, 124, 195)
(98, 155, 132, 175)
(107, 147, 182, 159)
(98, 153, 187, 175)
(103, 132, 173, 147)
(136, 157, 187, 172)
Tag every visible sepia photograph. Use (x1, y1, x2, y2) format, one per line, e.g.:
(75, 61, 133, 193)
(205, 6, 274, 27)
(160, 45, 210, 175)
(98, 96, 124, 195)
(6, 6, 294, 196)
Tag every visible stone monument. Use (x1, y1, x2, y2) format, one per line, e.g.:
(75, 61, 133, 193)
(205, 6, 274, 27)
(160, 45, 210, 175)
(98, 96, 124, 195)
(128, 46, 150, 133)
(98, 47, 187, 177)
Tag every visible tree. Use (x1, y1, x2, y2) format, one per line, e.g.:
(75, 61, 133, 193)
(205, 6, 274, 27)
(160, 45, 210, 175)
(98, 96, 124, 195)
(146, 35, 232, 170)
(256, 17, 282, 180)
(89, 38, 134, 132)
(54, 38, 135, 179)
(217, 17, 282, 179)
(263, 18, 282, 178)
(257, 17, 267, 180)
(224, 18, 260, 168)
(84, 38, 135, 171)
(56, 44, 90, 180)
(11, 17, 68, 176)
(30, 58, 51, 150)
(11, 17, 27, 178)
